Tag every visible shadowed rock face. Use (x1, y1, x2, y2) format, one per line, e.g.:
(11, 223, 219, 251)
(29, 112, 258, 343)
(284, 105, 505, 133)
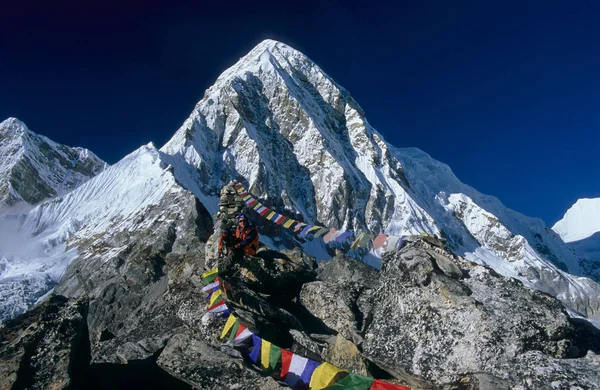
(0, 295, 89, 390)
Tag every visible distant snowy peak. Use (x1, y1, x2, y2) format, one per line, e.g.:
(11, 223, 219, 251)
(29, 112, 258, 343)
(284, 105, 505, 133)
(0, 118, 107, 210)
(553, 198, 600, 243)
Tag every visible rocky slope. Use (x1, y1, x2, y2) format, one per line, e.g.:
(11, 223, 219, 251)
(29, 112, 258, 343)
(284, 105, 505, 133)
(0, 118, 106, 212)
(2, 216, 599, 389)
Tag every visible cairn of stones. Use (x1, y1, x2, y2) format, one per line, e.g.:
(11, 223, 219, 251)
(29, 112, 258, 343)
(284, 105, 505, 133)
(217, 180, 245, 225)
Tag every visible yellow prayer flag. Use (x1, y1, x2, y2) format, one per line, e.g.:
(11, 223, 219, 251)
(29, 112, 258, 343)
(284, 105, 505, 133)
(350, 233, 365, 249)
(243, 195, 251, 201)
(308, 225, 321, 233)
(209, 289, 222, 306)
(201, 267, 218, 279)
(253, 202, 262, 210)
(220, 314, 237, 339)
(266, 211, 276, 220)
(283, 219, 295, 228)
(309, 362, 346, 389)
(260, 339, 272, 369)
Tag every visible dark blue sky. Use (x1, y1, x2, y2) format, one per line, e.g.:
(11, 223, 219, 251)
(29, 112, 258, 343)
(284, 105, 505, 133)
(1, 0, 599, 225)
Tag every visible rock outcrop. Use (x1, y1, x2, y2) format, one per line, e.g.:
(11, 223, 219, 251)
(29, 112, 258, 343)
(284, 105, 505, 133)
(0, 295, 88, 390)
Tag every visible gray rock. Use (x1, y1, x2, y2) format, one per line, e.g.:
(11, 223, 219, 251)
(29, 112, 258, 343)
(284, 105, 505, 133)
(157, 333, 284, 390)
(363, 238, 600, 387)
(300, 281, 360, 342)
(322, 335, 368, 376)
(0, 295, 88, 390)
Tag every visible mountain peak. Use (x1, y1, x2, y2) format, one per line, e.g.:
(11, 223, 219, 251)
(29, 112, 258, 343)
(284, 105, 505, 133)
(553, 198, 600, 243)
(0, 117, 31, 138)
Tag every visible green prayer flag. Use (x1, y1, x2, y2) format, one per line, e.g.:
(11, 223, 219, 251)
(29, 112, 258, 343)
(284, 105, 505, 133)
(228, 320, 240, 341)
(202, 273, 218, 283)
(323, 373, 374, 389)
(269, 344, 282, 371)
(313, 227, 329, 238)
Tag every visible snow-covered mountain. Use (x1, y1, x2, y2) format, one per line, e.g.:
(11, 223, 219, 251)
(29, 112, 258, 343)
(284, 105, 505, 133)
(553, 198, 600, 286)
(0, 118, 107, 213)
(2, 39, 600, 327)
(0, 142, 203, 321)
(159, 39, 600, 323)
(553, 198, 600, 243)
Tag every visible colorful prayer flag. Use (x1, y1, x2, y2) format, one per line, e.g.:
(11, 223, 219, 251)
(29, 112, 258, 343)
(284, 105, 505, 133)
(207, 301, 227, 314)
(247, 198, 257, 207)
(260, 207, 270, 216)
(299, 225, 313, 238)
(228, 319, 240, 341)
(285, 353, 308, 388)
(373, 234, 388, 249)
(206, 286, 219, 299)
(201, 280, 219, 293)
(209, 289, 223, 306)
(283, 219, 296, 228)
(202, 268, 218, 283)
(308, 226, 321, 234)
(298, 359, 320, 389)
(269, 344, 282, 371)
(335, 231, 352, 243)
(274, 215, 285, 225)
(266, 211, 277, 220)
(249, 335, 262, 363)
(324, 229, 344, 244)
(280, 349, 293, 378)
(243, 195, 251, 201)
(313, 227, 329, 238)
(350, 233, 365, 249)
(322, 373, 374, 389)
(397, 236, 405, 250)
(234, 325, 252, 344)
(220, 314, 237, 339)
(323, 229, 337, 243)
(370, 380, 411, 390)
(294, 222, 306, 233)
(260, 339, 272, 369)
(309, 362, 347, 390)
(253, 202, 263, 210)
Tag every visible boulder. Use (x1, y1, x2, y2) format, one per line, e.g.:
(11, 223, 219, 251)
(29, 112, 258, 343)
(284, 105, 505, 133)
(157, 332, 284, 390)
(362, 238, 600, 387)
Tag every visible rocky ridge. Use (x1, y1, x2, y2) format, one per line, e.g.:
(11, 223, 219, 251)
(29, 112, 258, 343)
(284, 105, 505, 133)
(2, 187, 599, 388)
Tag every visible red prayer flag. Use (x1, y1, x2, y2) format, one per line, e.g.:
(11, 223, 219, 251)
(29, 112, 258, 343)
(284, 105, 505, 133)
(280, 349, 293, 378)
(370, 379, 411, 390)
(206, 301, 225, 312)
(373, 234, 388, 249)
(235, 324, 247, 338)
(259, 207, 270, 216)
